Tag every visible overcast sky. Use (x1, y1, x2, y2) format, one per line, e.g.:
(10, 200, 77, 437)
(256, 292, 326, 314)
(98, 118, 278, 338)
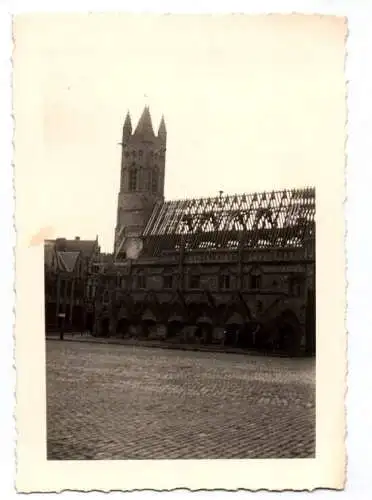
(14, 13, 346, 252)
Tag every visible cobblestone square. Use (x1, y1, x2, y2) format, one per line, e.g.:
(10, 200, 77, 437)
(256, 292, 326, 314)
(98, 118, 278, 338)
(46, 340, 315, 459)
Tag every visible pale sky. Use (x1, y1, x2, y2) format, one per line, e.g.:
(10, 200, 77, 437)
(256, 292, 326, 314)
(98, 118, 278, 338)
(14, 13, 346, 252)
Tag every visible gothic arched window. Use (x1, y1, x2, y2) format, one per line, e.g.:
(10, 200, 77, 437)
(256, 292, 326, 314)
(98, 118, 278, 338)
(129, 168, 137, 192)
(151, 167, 158, 193)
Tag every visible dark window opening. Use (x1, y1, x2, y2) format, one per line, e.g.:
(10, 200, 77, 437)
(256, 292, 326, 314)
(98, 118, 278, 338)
(189, 274, 200, 289)
(136, 274, 146, 289)
(163, 275, 173, 289)
(290, 276, 302, 297)
(250, 275, 261, 289)
(219, 274, 231, 290)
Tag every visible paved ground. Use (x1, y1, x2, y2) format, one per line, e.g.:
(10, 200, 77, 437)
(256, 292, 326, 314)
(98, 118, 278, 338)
(46, 340, 315, 460)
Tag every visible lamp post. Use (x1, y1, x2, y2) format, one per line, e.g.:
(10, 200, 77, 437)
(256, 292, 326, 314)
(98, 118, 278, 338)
(58, 312, 66, 340)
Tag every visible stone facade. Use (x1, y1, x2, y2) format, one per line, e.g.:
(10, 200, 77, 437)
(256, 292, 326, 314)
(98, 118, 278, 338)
(93, 243, 315, 355)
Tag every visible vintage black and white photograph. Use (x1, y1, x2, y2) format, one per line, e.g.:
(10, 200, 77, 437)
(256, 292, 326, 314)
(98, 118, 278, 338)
(14, 12, 346, 491)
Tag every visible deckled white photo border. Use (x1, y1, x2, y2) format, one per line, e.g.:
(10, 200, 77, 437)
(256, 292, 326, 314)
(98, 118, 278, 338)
(1, 0, 371, 497)
(14, 10, 346, 492)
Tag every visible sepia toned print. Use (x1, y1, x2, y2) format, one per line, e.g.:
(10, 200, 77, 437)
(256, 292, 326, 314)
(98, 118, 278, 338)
(15, 13, 346, 491)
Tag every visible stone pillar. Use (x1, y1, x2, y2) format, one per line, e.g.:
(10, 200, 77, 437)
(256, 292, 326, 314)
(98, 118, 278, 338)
(305, 289, 316, 355)
(69, 279, 75, 330)
(213, 326, 224, 344)
(110, 317, 116, 337)
(55, 274, 61, 329)
(238, 244, 244, 290)
(62, 278, 68, 331)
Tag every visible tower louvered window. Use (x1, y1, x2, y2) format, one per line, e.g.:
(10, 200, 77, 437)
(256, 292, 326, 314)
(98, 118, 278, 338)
(151, 168, 158, 193)
(129, 168, 137, 191)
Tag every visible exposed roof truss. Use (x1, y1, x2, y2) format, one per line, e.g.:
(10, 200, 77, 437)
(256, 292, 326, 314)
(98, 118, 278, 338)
(142, 187, 315, 256)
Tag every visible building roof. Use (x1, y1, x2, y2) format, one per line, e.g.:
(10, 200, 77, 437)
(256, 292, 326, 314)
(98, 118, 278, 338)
(45, 237, 100, 272)
(44, 240, 56, 268)
(141, 187, 315, 256)
(53, 237, 99, 259)
(56, 251, 80, 272)
(44, 246, 81, 273)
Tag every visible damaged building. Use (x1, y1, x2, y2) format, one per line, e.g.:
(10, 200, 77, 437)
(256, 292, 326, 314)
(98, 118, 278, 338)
(45, 107, 316, 356)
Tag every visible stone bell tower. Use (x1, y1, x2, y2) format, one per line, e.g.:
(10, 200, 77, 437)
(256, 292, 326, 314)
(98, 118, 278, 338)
(114, 107, 167, 257)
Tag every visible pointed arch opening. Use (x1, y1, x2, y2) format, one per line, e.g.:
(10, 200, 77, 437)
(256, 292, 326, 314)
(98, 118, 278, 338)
(167, 312, 185, 340)
(276, 310, 303, 356)
(140, 308, 157, 338)
(261, 309, 303, 356)
(100, 317, 110, 337)
(129, 167, 138, 192)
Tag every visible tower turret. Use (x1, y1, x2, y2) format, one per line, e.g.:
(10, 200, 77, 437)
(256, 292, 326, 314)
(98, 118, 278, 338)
(158, 115, 167, 142)
(122, 111, 132, 145)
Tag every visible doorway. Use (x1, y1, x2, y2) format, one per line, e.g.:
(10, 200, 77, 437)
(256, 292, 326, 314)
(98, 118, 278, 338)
(101, 317, 110, 337)
(85, 312, 94, 334)
(117, 318, 129, 338)
(167, 320, 183, 339)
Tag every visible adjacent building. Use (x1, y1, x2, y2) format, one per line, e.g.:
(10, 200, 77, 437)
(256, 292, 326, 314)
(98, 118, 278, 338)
(44, 236, 100, 332)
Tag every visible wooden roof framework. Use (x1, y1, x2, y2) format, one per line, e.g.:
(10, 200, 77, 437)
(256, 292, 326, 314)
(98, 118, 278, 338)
(141, 187, 315, 256)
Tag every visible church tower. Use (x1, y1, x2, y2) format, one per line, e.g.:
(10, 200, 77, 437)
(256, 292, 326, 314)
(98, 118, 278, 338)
(114, 107, 167, 256)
